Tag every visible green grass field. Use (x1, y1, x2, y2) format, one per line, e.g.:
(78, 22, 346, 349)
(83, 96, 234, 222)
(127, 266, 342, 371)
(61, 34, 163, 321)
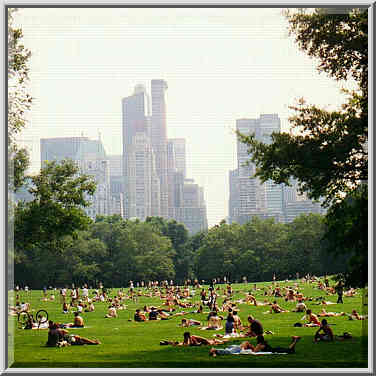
(8, 279, 368, 368)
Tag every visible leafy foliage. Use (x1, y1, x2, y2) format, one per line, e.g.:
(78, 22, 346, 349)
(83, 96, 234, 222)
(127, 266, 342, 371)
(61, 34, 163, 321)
(236, 8, 368, 286)
(8, 8, 33, 191)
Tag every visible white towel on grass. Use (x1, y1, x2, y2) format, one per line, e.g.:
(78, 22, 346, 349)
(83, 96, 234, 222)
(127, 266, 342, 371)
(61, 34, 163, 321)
(237, 350, 288, 355)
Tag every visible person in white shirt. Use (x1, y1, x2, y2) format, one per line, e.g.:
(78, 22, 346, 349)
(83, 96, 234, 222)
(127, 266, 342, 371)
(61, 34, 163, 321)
(82, 287, 89, 301)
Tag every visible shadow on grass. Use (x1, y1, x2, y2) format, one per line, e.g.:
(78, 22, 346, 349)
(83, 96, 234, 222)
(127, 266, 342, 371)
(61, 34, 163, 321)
(11, 334, 368, 369)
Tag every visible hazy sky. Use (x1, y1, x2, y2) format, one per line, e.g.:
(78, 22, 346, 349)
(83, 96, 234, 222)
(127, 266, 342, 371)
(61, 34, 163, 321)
(14, 7, 351, 227)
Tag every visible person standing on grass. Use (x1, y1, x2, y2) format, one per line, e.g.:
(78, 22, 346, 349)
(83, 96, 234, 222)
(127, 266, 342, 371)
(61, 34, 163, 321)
(335, 280, 344, 304)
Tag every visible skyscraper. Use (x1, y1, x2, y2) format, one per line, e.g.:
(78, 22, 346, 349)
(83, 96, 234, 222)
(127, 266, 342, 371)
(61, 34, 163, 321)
(169, 138, 186, 179)
(122, 85, 159, 219)
(151, 79, 169, 218)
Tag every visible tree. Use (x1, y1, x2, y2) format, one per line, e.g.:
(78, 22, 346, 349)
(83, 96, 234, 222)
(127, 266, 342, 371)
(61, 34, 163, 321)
(14, 159, 96, 252)
(237, 8, 368, 286)
(323, 184, 367, 287)
(8, 8, 33, 191)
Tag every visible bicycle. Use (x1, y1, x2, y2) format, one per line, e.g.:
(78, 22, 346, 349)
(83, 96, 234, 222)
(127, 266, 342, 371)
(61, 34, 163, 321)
(17, 309, 49, 329)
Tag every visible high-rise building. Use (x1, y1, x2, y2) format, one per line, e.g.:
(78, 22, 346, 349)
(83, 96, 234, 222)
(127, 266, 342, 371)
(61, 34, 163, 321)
(168, 138, 186, 179)
(151, 79, 169, 218)
(122, 80, 207, 232)
(230, 114, 325, 224)
(122, 85, 160, 219)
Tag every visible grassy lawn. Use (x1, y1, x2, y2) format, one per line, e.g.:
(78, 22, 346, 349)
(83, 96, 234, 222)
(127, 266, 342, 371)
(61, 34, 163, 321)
(8, 279, 368, 368)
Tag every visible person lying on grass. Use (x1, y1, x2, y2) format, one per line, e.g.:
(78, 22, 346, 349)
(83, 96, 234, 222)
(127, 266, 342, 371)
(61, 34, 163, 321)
(313, 319, 334, 343)
(160, 331, 228, 346)
(347, 309, 368, 320)
(180, 318, 201, 327)
(209, 335, 301, 357)
(318, 308, 346, 317)
(46, 322, 100, 347)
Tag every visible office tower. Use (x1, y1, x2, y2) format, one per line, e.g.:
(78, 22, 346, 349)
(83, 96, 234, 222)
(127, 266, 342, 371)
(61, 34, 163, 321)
(258, 114, 283, 218)
(171, 178, 207, 234)
(282, 179, 326, 222)
(125, 133, 158, 220)
(169, 138, 186, 179)
(122, 85, 159, 219)
(40, 137, 90, 166)
(107, 155, 124, 218)
(151, 79, 169, 218)
(40, 137, 111, 219)
(228, 169, 239, 224)
(232, 118, 267, 224)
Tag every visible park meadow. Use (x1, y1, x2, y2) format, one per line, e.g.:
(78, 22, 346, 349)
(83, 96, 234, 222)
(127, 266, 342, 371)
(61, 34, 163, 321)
(8, 278, 368, 368)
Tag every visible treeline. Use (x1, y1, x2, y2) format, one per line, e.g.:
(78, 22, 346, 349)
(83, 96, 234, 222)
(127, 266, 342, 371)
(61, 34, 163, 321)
(13, 214, 348, 289)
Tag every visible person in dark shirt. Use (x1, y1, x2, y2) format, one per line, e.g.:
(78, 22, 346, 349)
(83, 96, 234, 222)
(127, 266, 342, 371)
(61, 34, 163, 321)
(149, 308, 159, 320)
(225, 313, 235, 335)
(252, 335, 301, 354)
(134, 309, 146, 322)
(314, 319, 334, 342)
(245, 315, 263, 337)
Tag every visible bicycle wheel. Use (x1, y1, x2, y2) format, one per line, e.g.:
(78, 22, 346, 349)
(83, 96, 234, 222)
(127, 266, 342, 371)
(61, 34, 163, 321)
(35, 310, 48, 327)
(17, 312, 30, 329)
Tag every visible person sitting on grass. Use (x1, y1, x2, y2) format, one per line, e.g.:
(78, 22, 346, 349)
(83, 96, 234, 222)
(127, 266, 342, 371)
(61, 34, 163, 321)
(62, 302, 69, 314)
(148, 307, 159, 320)
(224, 313, 236, 336)
(134, 309, 147, 322)
(232, 311, 242, 330)
(292, 299, 307, 313)
(64, 312, 85, 328)
(46, 322, 100, 347)
(244, 315, 263, 338)
(180, 318, 201, 327)
(105, 304, 117, 318)
(303, 309, 321, 327)
(269, 301, 289, 314)
(313, 319, 334, 343)
(209, 335, 301, 356)
(207, 311, 223, 329)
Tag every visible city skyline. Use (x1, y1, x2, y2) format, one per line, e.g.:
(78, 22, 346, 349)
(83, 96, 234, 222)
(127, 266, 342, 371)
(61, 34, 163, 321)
(14, 7, 352, 227)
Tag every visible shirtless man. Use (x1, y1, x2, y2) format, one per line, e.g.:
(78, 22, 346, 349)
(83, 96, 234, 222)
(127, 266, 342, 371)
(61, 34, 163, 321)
(318, 308, 345, 317)
(269, 301, 289, 314)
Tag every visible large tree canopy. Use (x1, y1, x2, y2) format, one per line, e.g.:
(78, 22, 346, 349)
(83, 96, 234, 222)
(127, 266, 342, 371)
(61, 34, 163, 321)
(14, 159, 97, 251)
(237, 8, 368, 286)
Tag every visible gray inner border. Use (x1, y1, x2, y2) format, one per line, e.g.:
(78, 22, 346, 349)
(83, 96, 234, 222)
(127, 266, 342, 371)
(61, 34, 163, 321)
(3, 1, 374, 375)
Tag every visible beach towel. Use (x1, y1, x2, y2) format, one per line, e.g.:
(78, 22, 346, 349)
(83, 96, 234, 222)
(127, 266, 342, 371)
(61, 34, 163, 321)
(237, 350, 288, 355)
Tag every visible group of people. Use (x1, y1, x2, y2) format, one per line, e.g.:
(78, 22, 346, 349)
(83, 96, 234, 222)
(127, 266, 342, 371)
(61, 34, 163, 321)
(10, 275, 366, 355)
